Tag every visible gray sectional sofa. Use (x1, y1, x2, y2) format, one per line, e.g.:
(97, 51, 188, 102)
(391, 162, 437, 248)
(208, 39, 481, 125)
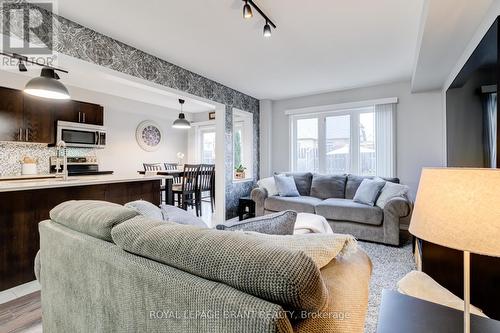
(251, 173, 412, 246)
(36, 200, 372, 333)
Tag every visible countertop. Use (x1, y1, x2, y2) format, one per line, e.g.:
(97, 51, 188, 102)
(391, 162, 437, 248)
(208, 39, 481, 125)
(0, 174, 173, 192)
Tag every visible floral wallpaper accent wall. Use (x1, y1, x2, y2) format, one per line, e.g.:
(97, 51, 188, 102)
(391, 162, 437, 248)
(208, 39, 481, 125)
(3, 3, 260, 218)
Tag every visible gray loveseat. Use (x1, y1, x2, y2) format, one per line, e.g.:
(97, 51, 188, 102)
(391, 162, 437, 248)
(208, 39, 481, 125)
(36, 200, 372, 333)
(251, 173, 412, 246)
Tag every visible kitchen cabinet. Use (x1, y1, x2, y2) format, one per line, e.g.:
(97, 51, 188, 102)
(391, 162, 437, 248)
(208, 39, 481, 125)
(73, 101, 104, 125)
(23, 95, 58, 143)
(0, 179, 161, 291)
(0, 87, 24, 141)
(0, 85, 104, 144)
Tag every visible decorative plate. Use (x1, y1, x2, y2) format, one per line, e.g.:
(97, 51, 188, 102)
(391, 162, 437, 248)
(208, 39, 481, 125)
(136, 121, 162, 151)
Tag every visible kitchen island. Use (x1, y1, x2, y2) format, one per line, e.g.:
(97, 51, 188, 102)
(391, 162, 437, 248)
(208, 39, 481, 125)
(0, 174, 171, 291)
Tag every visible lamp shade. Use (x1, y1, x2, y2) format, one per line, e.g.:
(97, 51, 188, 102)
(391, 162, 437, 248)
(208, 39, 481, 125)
(409, 168, 500, 257)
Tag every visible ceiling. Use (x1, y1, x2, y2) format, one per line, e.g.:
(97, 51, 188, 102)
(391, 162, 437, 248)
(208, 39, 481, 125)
(411, 0, 495, 92)
(56, 0, 424, 100)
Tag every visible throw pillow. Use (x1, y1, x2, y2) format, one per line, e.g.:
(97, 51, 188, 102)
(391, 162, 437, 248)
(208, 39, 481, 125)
(160, 204, 208, 228)
(274, 175, 300, 197)
(124, 200, 163, 220)
(216, 210, 297, 235)
(257, 177, 279, 196)
(376, 182, 409, 209)
(353, 178, 386, 206)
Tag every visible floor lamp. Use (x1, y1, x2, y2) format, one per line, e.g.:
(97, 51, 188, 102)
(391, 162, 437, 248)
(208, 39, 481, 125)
(409, 168, 500, 333)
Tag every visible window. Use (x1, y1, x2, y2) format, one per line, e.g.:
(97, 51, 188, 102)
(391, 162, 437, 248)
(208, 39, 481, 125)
(199, 128, 216, 164)
(233, 109, 254, 180)
(291, 104, 395, 177)
(295, 118, 318, 172)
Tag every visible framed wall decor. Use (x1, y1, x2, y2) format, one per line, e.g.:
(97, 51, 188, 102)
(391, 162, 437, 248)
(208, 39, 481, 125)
(136, 120, 163, 151)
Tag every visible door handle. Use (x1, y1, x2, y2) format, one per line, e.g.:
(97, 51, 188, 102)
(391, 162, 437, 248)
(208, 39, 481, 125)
(78, 112, 81, 122)
(83, 113, 86, 123)
(95, 131, 99, 145)
(25, 128, 29, 141)
(19, 128, 22, 141)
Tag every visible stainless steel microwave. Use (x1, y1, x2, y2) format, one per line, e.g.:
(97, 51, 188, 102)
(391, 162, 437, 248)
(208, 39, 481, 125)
(56, 121, 107, 148)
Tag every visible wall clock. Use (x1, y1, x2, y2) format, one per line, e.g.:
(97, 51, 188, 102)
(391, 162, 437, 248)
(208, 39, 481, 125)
(136, 120, 162, 151)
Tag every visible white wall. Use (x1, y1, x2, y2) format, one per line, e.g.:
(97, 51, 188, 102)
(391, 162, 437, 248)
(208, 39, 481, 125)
(268, 81, 445, 198)
(99, 106, 188, 175)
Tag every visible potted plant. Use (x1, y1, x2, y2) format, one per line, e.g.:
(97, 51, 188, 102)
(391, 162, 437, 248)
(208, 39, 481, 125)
(234, 164, 246, 179)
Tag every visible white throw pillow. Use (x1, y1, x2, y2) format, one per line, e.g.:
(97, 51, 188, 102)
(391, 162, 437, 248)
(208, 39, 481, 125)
(257, 177, 279, 196)
(376, 182, 409, 208)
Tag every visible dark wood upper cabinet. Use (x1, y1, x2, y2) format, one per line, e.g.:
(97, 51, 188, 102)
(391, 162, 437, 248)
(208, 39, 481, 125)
(0, 87, 24, 141)
(23, 95, 58, 143)
(0, 86, 104, 144)
(73, 101, 104, 126)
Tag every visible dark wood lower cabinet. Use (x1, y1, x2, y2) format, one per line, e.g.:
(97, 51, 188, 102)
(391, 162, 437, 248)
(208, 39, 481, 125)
(417, 239, 500, 320)
(0, 180, 161, 291)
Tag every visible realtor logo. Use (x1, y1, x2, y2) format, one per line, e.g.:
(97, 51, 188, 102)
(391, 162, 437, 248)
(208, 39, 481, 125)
(2, 1, 53, 54)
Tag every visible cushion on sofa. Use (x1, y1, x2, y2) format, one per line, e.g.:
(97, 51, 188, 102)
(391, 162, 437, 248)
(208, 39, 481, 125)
(310, 174, 347, 199)
(281, 172, 313, 196)
(256, 177, 279, 196)
(125, 200, 163, 220)
(274, 175, 300, 197)
(376, 182, 409, 209)
(353, 178, 386, 206)
(315, 198, 384, 226)
(216, 210, 297, 235)
(50, 200, 138, 242)
(160, 204, 208, 228)
(265, 195, 323, 214)
(111, 216, 328, 312)
(345, 174, 399, 199)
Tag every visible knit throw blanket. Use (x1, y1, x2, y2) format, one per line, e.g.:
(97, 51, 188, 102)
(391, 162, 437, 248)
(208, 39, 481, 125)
(242, 232, 358, 269)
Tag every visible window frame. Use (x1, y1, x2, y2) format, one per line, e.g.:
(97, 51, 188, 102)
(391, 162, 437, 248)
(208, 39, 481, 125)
(290, 106, 376, 175)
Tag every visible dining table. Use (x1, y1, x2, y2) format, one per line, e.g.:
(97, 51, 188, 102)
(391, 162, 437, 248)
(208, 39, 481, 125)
(137, 170, 181, 205)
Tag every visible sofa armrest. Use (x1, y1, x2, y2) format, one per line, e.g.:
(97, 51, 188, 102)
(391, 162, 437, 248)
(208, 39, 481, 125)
(216, 210, 297, 235)
(382, 197, 412, 246)
(383, 197, 411, 218)
(251, 187, 268, 216)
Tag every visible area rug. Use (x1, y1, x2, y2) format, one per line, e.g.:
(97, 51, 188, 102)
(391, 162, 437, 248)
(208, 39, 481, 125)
(359, 238, 415, 333)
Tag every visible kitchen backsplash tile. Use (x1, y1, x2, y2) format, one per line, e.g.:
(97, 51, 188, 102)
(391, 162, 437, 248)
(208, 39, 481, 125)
(0, 142, 94, 176)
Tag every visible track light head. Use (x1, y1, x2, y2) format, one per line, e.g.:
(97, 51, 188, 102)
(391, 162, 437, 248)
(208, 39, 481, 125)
(18, 60, 27, 72)
(263, 22, 272, 38)
(243, 1, 253, 19)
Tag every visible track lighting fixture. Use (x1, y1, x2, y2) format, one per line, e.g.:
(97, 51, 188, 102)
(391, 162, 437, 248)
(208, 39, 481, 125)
(243, 0, 253, 19)
(241, 0, 276, 38)
(263, 21, 272, 38)
(0, 52, 71, 100)
(172, 99, 191, 129)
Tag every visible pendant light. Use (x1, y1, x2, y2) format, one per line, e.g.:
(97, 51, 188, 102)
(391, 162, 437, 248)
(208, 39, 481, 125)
(243, 0, 253, 19)
(172, 99, 191, 129)
(24, 67, 70, 100)
(0, 52, 71, 100)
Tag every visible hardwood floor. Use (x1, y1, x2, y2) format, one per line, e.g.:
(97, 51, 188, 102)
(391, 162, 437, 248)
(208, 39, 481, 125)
(0, 291, 41, 333)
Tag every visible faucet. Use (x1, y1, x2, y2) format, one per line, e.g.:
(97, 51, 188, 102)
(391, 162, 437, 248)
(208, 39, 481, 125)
(56, 140, 68, 181)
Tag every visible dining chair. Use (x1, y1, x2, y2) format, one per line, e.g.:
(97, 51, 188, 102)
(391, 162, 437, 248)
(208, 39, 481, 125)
(143, 163, 163, 171)
(197, 164, 215, 214)
(143, 163, 165, 203)
(164, 163, 182, 185)
(172, 164, 201, 215)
